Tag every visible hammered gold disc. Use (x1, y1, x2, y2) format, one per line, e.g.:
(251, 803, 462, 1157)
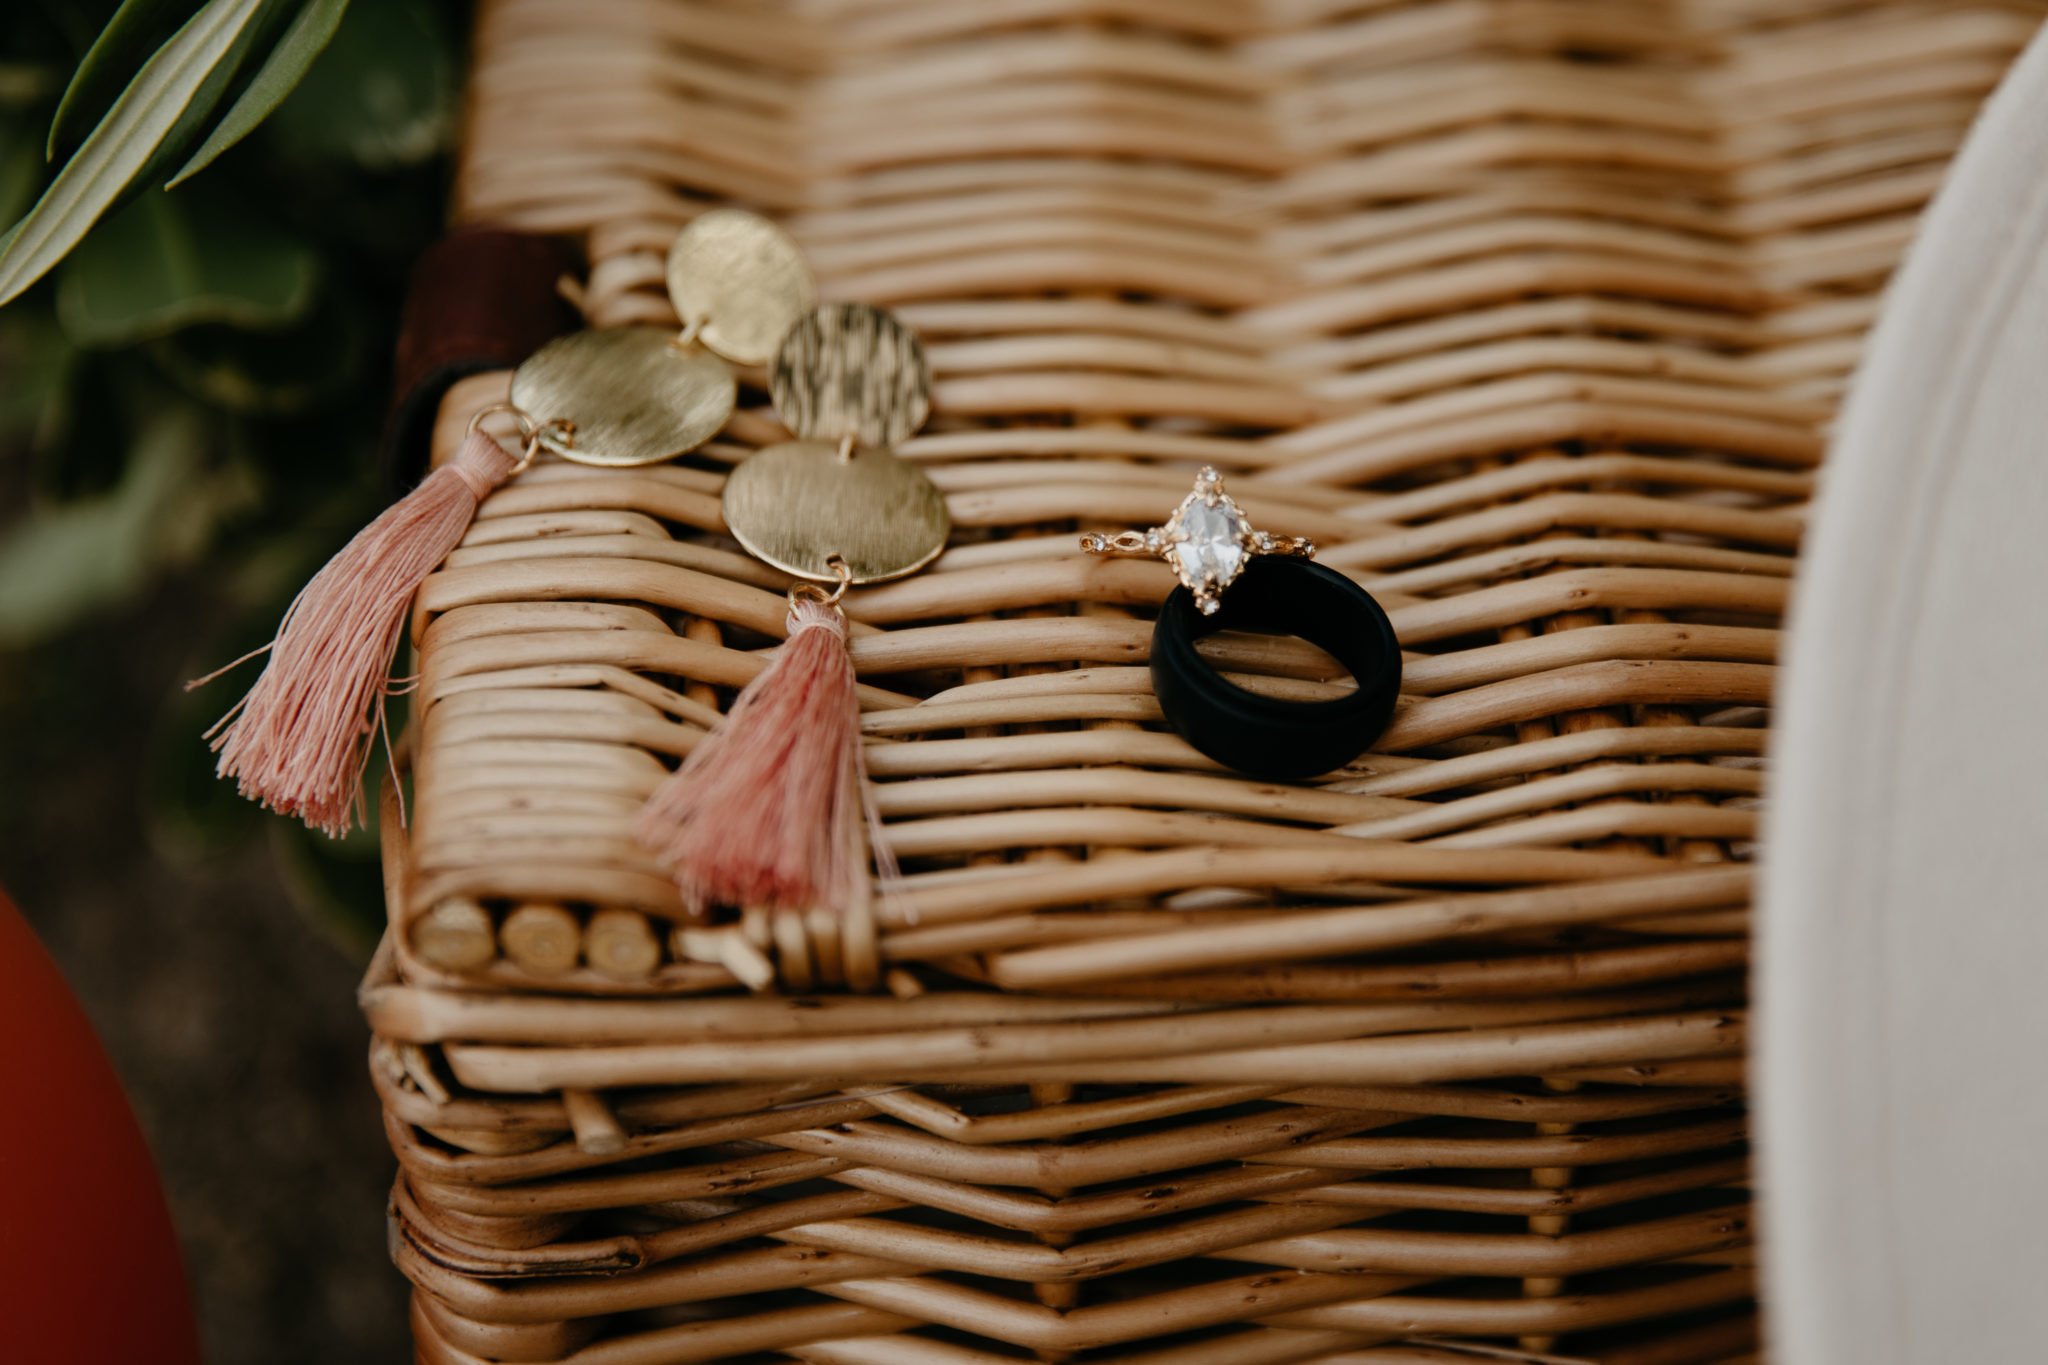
(771, 302, 931, 450)
(722, 440, 950, 584)
(665, 208, 815, 366)
(510, 327, 735, 467)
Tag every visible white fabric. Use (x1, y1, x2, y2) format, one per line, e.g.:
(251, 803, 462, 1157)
(1760, 21, 2048, 1363)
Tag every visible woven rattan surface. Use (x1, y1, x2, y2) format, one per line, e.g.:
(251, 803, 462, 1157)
(371, 2, 2041, 1361)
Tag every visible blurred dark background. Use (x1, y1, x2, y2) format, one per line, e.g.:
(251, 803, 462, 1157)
(0, 1, 472, 1358)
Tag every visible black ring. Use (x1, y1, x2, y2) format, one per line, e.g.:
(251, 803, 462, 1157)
(1150, 557, 1401, 780)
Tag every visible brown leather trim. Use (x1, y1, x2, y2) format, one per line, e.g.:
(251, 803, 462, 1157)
(382, 227, 580, 493)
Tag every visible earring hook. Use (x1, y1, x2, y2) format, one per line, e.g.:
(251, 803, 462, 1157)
(787, 554, 853, 609)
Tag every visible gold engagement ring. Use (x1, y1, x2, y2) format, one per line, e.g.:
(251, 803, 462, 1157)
(1081, 466, 1315, 615)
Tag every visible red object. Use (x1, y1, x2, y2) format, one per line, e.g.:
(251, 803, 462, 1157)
(0, 891, 202, 1365)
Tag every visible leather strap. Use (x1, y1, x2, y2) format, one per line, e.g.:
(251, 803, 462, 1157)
(383, 227, 580, 493)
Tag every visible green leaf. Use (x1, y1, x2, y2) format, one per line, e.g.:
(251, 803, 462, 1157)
(0, 308, 77, 446)
(0, 403, 258, 645)
(144, 296, 360, 415)
(265, 0, 450, 170)
(0, 63, 65, 111)
(0, 120, 43, 226)
(44, 0, 191, 162)
(168, 0, 348, 187)
(0, 0, 268, 310)
(125, 0, 286, 197)
(54, 183, 319, 345)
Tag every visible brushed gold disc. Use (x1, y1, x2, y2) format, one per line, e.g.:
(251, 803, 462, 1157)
(510, 327, 735, 467)
(666, 208, 815, 366)
(722, 440, 950, 584)
(772, 302, 931, 450)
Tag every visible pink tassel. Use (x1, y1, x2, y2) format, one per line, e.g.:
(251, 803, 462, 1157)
(635, 593, 891, 919)
(197, 430, 518, 837)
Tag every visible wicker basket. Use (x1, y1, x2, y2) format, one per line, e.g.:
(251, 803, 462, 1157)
(366, 2, 2043, 1361)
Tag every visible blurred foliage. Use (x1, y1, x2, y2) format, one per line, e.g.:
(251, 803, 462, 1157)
(0, 0, 467, 956)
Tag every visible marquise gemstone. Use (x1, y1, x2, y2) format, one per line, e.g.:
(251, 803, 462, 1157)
(1170, 497, 1248, 588)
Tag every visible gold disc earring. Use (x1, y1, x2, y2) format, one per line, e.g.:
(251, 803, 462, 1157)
(506, 209, 815, 466)
(721, 300, 951, 585)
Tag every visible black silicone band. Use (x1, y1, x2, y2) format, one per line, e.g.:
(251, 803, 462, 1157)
(1150, 557, 1401, 779)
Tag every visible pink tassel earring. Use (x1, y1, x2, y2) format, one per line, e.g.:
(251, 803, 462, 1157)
(633, 300, 948, 930)
(195, 211, 819, 838)
(634, 564, 894, 919)
(193, 412, 546, 837)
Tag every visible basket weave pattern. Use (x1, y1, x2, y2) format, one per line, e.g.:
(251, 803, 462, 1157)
(371, 3, 2042, 1361)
